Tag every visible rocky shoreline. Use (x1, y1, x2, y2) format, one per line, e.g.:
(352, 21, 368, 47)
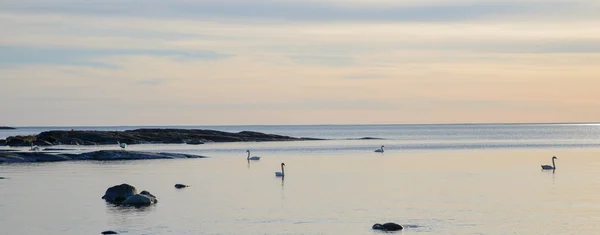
(1, 128, 319, 147)
(0, 150, 207, 163)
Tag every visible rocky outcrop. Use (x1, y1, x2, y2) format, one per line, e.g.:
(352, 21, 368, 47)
(0, 152, 72, 163)
(0, 150, 207, 163)
(102, 184, 137, 204)
(174, 184, 189, 189)
(4, 135, 52, 147)
(0, 126, 15, 129)
(4, 128, 309, 147)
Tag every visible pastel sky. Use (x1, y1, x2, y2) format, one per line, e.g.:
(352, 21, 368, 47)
(1, 0, 600, 126)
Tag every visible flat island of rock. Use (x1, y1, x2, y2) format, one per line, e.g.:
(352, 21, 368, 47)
(1, 128, 318, 146)
(0, 126, 16, 130)
(0, 150, 207, 163)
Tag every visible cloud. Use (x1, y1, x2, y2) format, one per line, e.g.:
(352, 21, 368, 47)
(1, 0, 596, 22)
(0, 46, 232, 67)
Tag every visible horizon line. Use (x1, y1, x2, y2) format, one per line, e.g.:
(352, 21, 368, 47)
(5, 121, 600, 128)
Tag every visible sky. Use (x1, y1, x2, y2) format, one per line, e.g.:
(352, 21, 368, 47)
(1, 0, 600, 126)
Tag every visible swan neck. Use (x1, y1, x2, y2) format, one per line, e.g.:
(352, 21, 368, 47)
(552, 158, 556, 168)
(247, 151, 250, 159)
(281, 164, 285, 176)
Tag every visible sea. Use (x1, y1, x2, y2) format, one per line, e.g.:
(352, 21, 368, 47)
(1, 123, 600, 235)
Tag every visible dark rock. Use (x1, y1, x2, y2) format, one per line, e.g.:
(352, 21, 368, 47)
(0, 151, 72, 163)
(0, 139, 5, 146)
(0, 150, 207, 163)
(140, 190, 155, 198)
(358, 137, 385, 140)
(102, 184, 137, 204)
(122, 190, 157, 206)
(174, 184, 189, 189)
(300, 137, 327, 140)
(5, 135, 52, 147)
(5, 128, 309, 146)
(372, 222, 403, 231)
(0, 126, 16, 130)
(184, 139, 204, 145)
(0, 177, 7, 179)
(101, 231, 118, 234)
(75, 150, 207, 161)
(42, 147, 75, 151)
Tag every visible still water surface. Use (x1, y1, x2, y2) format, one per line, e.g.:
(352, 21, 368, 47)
(2, 124, 600, 234)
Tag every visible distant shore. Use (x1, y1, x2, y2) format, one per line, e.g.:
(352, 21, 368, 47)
(0, 128, 322, 147)
(0, 126, 15, 130)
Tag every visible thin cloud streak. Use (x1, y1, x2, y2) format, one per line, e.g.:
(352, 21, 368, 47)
(1, 0, 595, 22)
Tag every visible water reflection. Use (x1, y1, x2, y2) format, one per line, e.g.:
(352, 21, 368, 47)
(105, 202, 156, 213)
(104, 203, 156, 227)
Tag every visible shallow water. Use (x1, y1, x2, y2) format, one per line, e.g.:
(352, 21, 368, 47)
(2, 124, 600, 234)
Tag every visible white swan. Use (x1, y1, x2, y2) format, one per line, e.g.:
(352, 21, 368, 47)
(374, 145, 384, 153)
(29, 143, 40, 151)
(117, 141, 127, 150)
(246, 150, 261, 160)
(275, 162, 285, 177)
(541, 156, 557, 170)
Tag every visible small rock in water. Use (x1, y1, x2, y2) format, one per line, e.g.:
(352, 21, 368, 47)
(174, 184, 189, 189)
(372, 222, 403, 231)
(101, 231, 118, 234)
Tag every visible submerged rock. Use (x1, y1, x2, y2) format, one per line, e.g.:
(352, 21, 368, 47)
(174, 184, 189, 189)
(102, 184, 138, 204)
(101, 231, 118, 234)
(372, 222, 403, 231)
(122, 190, 157, 206)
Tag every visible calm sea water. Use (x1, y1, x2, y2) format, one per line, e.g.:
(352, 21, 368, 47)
(2, 123, 600, 235)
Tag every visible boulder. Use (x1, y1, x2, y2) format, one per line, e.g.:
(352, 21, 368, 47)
(122, 190, 157, 206)
(102, 184, 137, 203)
(101, 231, 118, 234)
(174, 184, 189, 189)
